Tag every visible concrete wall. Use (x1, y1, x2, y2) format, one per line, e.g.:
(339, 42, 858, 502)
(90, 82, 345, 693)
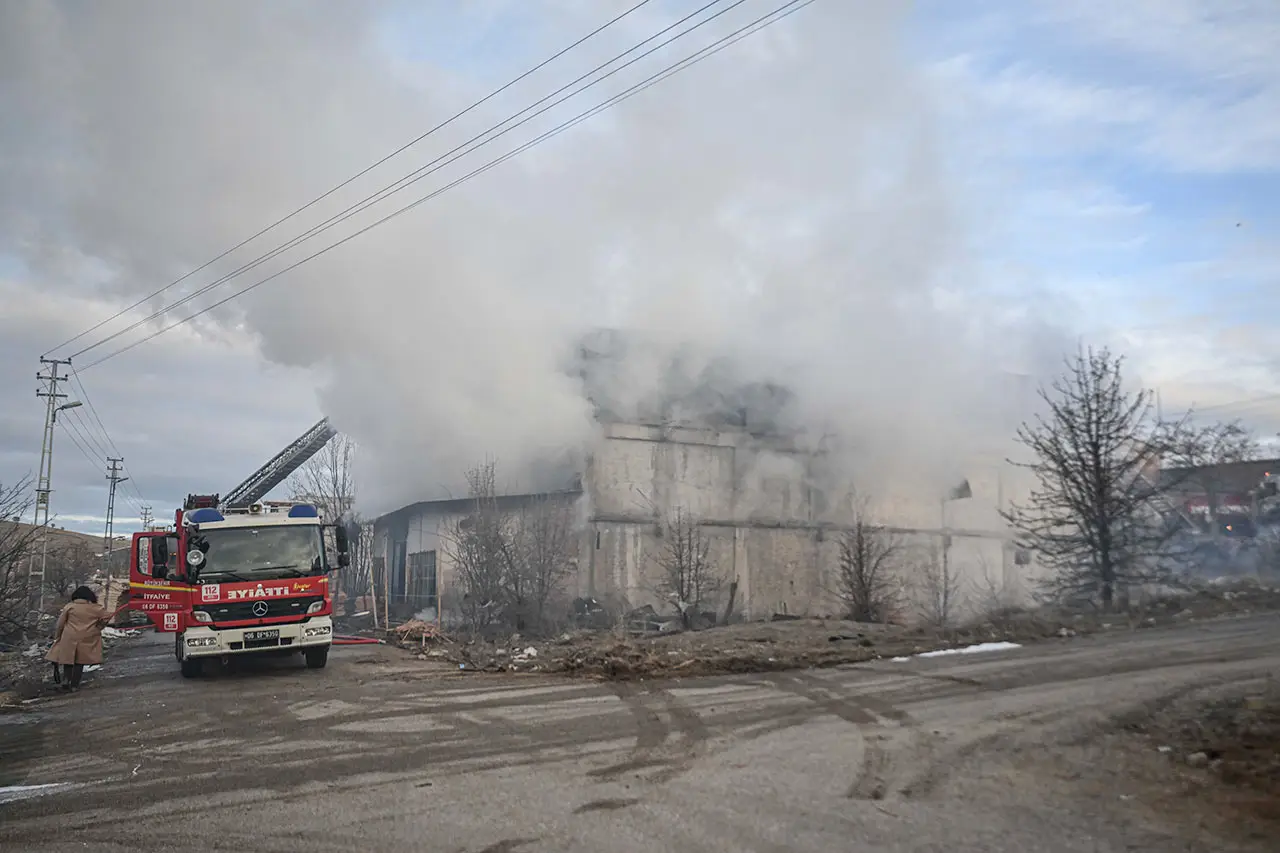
(373, 423, 1040, 626)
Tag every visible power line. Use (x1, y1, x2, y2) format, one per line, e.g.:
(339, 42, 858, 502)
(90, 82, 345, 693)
(57, 418, 104, 472)
(56, 418, 143, 513)
(1165, 392, 1280, 419)
(79, 0, 821, 372)
(42, 0, 657, 359)
(62, 413, 106, 466)
(49, 422, 146, 518)
(63, 409, 109, 461)
(68, 0, 742, 362)
(69, 367, 148, 505)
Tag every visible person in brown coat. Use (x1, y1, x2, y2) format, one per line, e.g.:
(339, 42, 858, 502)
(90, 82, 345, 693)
(46, 585, 128, 690)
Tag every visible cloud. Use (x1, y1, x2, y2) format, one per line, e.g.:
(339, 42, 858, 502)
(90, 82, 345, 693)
(0, 275, 321, 531)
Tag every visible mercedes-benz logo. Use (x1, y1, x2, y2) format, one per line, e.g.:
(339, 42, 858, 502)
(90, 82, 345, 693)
(251, 601, 269, 617)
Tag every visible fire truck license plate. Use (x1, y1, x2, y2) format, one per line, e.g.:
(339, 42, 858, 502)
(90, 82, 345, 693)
(245, 629, 279, 641)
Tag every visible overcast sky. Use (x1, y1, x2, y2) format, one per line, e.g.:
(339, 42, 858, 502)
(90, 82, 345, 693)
(2, 0, 1277, 534)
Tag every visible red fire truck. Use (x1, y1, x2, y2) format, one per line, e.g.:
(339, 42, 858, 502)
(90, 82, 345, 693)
(127, 493, 350, 678)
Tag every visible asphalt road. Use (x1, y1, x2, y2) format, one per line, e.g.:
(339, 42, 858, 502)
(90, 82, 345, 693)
(2, 615, 1279, 852)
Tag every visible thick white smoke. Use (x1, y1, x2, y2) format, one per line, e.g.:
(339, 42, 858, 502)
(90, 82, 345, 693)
(0, 0, 1072, 514)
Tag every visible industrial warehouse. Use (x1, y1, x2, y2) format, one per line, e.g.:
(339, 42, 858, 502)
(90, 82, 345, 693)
(370, 330, 1038, 625)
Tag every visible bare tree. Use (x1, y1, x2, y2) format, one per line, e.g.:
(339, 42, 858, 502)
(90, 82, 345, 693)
(288, 433, 357, 523)
(915, 543, 964, 628)
(1003, 347, 1185, 611)
(0, 477, 39, 640)
(441, 461, 513, 635)
(441, 460, 580, 635)
(288, 434, 370, 614)
(654, 505, 720, 629)
(43, 540, 97, 602)
(970, 552, 1022, 626)
(509, 496, 577, 632)
(830, 507, 903, 623)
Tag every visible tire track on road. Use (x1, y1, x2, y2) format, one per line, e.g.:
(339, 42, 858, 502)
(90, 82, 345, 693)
(765, 671, 917, 801)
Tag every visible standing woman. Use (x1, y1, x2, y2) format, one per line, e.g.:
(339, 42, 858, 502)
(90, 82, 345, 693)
(46, 586, 126, 690)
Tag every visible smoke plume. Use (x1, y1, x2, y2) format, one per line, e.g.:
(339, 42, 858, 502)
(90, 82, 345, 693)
(0, 0, 1071, 514)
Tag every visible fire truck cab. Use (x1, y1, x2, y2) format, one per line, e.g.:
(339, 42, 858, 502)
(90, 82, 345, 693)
(129, 494, 350, 678)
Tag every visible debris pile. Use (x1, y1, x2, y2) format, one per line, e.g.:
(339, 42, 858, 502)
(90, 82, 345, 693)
(392, 620, 448, 643)
(397, 580, 1280, 681)
(430, 618, 1050, 680)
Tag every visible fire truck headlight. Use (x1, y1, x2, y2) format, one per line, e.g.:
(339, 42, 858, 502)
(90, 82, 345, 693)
(306, 601, 325, 614)
(304, 626, 331, 638)
(192, 611, 212, 624)
(186, 636, 218, 648)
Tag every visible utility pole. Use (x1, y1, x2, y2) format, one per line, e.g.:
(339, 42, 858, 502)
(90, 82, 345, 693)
(140, 505, 153, 532)
(32, 357, 77, 616)
(102, 457, 128, 611)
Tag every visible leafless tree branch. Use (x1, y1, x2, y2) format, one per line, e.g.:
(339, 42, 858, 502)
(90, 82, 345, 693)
(654, 505, 721, 629)
(441, 459, 577, 636)
(1003, 346, 1191, 611)
(828, 502, 903, 623)
(288, 434, 369, 614)
(914, 543, 963, 628)
(0, 476, 39, 639)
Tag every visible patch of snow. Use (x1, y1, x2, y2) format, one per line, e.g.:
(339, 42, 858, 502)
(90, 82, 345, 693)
(102, 627, 141, 639)
(891, 641, 1023, 663)
(83, 664, 102, 673)
(0, 783, 81, 805)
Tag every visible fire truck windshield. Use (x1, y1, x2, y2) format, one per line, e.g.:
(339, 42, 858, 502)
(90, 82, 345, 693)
(196, 524, 325, 580)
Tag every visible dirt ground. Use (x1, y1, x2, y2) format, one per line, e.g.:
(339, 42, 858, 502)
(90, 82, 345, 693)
(390, 577, 1280, 680)
(5, 612, 1280, 852)
(1118, 677, 1280, 832)
(0, 627, 142, 706)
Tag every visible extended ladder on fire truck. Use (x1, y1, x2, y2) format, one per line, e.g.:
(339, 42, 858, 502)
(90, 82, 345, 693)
(222, 417, 338, 509)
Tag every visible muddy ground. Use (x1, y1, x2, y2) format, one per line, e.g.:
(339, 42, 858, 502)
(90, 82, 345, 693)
(4, 612, 1280, 851)
(1118, 678, 1280, 832)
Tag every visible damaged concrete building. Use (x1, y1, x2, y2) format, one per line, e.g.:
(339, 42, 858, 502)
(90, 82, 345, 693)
(371, 329, 1035, 624)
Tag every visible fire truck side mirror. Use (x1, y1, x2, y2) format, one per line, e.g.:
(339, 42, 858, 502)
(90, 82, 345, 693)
(334, 524, 350, 555)
(337, 552, 351, 569)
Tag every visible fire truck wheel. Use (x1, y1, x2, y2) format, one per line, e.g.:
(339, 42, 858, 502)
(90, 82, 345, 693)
(180, 656, 204, 678)
(174, 633, 183, 662)
(304, 646, 329, 669)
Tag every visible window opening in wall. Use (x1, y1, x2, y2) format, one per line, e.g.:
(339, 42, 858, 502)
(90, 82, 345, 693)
(408, 549, 438, 605)
(391, 541, 407, 597)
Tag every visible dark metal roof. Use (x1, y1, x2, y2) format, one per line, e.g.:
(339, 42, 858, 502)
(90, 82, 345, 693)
(1160, 457, 1280, 496)
(374, 488, 583, 528)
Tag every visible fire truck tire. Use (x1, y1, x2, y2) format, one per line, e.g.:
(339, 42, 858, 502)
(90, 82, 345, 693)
(180, 656, 204, 678)
(304, 646, 329, 669)
(174, 633, 183, 662)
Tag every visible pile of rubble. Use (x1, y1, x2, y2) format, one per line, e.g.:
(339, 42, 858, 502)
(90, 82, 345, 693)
(384, 578, 1280, 681)
(408, 614, 1072, 680)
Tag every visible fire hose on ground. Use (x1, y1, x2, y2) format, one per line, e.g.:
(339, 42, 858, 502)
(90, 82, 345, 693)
(332, 635, 385, 646)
